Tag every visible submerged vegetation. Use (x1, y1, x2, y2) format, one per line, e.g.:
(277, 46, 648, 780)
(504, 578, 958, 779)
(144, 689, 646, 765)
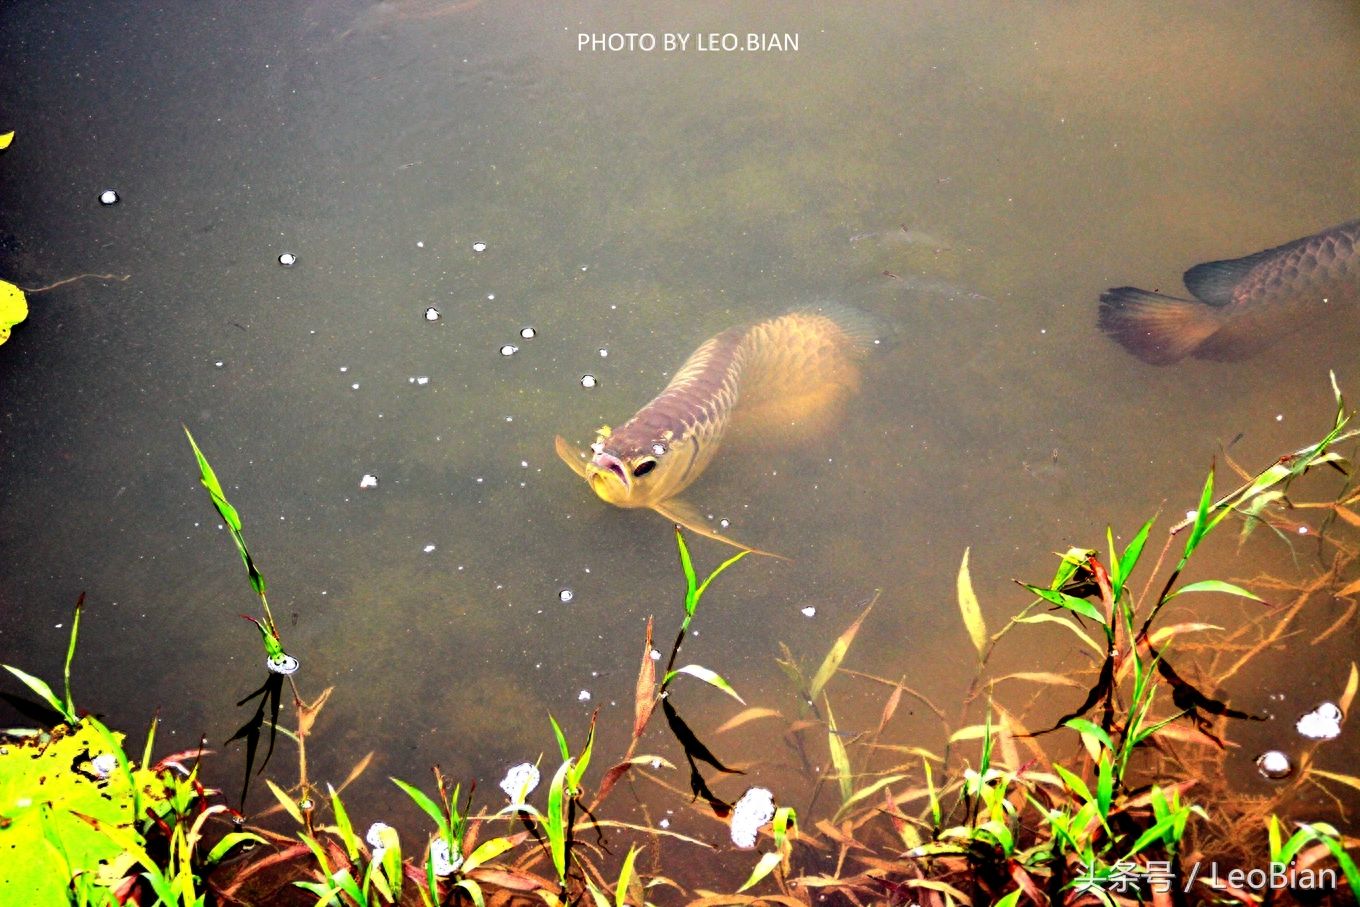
(5, 380, 1360, 905)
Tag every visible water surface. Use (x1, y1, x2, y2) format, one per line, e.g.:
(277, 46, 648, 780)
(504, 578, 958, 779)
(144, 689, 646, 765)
(1, 0, 1358, 876)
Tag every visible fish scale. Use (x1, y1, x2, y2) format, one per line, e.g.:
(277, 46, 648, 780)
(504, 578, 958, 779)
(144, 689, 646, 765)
(1099, 219, 1360, 365)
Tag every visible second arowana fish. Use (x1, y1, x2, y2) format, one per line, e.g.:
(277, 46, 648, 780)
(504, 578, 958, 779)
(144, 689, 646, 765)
(555, 307, 877, 555)
(1098, 218, 1359, 364)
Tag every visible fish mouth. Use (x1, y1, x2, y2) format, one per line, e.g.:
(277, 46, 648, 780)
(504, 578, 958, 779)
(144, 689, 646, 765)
(588, 450, 631, 500)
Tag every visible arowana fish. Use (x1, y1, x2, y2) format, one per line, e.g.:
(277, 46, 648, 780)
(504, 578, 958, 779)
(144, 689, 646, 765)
(1098, 218, 1359, 364)
(555, 307, 877, 555)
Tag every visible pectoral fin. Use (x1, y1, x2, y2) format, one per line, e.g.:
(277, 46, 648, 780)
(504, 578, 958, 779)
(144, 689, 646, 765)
(650, 497, 790, 562)
(555, 434, 591, 480)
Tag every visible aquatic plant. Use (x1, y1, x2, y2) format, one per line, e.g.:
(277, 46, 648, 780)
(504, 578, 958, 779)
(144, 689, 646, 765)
(0, 596, 262, 905)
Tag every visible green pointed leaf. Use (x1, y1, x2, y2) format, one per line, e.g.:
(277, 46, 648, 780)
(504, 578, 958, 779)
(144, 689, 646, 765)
(615, 844, 641, 907)
(0, 279, 28, 347)
(662, 664, 746, 704)
(737, 851, 783, 892)
(3, 665, 67, 719)
(1021, 583, 1104, 624)
(1168, 579, 1264, 603)
(391, 777, 449, 838)
(809, 595, 876, 700)
(462, 836, 515, 872)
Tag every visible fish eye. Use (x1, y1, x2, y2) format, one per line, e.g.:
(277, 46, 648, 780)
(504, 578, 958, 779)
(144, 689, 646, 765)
(632, 459, 657, 478)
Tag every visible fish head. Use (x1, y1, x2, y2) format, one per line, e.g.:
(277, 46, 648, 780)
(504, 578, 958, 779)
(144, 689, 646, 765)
(586, 435, 676, 507)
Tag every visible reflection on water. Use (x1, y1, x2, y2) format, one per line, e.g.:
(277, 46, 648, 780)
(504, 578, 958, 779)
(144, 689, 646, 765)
(1, 0, 1358, 875)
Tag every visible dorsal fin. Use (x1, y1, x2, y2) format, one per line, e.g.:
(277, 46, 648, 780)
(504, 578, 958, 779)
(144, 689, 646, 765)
(1182, 231, 1322, 306)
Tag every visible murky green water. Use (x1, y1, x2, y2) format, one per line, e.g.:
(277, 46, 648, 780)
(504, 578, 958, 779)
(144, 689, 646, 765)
(2, 0, 1358, 880)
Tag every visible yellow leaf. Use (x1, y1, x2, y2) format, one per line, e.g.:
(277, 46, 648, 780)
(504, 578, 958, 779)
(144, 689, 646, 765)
(957, 547, 987, 658)
(0, 131, 13, 151)
(0, 279, 27, 346)
(1340, 662, 1358, 716)
(808, 592, 877, 700)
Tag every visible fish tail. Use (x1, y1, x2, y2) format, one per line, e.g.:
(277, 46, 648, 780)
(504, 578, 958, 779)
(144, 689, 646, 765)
(1097, 287, 1225, 365)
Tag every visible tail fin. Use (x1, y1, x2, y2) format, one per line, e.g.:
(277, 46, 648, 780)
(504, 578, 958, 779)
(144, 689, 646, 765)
(1097, 287, 1224, 365)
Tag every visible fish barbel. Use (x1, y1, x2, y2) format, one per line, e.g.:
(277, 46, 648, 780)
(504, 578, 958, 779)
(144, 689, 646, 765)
(1099, 218, 1360, 364)
(555, 307, 877, 555)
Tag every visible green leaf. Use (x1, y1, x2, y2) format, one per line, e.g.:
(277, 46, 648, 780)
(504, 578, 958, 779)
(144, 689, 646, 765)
(463, 836, 515, 873)
(62, 596, 83, 721)
(1064, 718, 1114, 755)
(957, 548, 988, 658)
(675, 526, 698, 617)
(737, 851, 783, 893)
(825, 699, 854, 805)
(1115, 518, 1153, 598)
(328, 784, 359, 862)
(693, 548, 749, 606)
(0, 279, 28, 347)
(207, 831, 269, 864)
(1022, 583, 1105, 625)
(0, 721, 162, 903)
(662, 664, 746, 704)
(809, 595, 876, 701)
(265, 779, 304, 825)
(1053, 763, 1094, 805)
(831, 774, 907, 824)
(545, 760, 573, 882)
(1168, 579, 1264, 603)
(549, 713, 570, 763)
(455, 879, 487, 907)
(615, 844, 641, 907)
(392, 777, 451, 843)
(3, 665, 68, 720)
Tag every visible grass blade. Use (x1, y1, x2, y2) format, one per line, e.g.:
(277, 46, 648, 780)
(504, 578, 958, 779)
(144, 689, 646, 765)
(809, 593, 878, 701)
(957, 548, 988, 658)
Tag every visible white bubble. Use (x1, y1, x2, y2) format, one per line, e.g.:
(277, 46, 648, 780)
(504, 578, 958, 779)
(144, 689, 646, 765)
(598, 348, 609, 357)
(429, 837, 462, 877)
(1256, 750, 1293, 779)
(652, 444, 667, 456)
(267, 652, 300, 675)
(359, 474, 378, 489)
(520, 326, 536, 339)
(730, 787, 775, 849)
(1296, 702, 1343, 740)
(500, 763, 540, 803)
(278, 252, 297, 267)
(214, 361, 224, 368)
(414, 375, 430, 385)
(366, 822, 394, 850)
(500, 344, 518, 356)
(558, 589, 574, 603)
(719, 518, 730, 529)
(578, 689, 591, 701)
(423, 544, 437, 553)
(580, 374, 597, 388)
(472, 241, 487, 253)
(99, 189, 120, 206)
(90, 753, 119, 779)
(801, 606, 816, 618)
(416, 240, 425, 248)
(424, 306, 442, 321)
